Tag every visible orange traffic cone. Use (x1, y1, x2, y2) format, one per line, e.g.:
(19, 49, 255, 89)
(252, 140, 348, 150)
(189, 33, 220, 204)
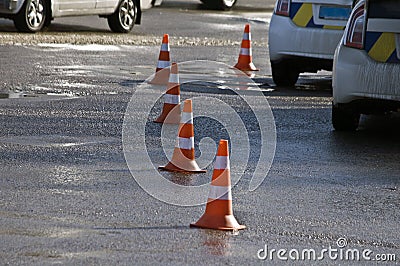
(191, 139, 246, 231)
(159, 99, 206, 173)
(149, 34, 171, 85)
(234, 24, 259, 71)
(154, 62, 181, 124)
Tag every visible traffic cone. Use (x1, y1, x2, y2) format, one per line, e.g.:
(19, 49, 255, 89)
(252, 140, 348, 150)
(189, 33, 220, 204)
(191, 139, 246, 231)
(159, 99, 206, 173)
(234, 24, 259, 71)
(149, 34, 171, 85)
(154, 62, 181, 124)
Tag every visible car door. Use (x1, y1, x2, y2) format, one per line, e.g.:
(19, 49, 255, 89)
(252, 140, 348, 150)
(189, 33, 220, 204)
(56, 0, 96, 13)
(95, 0, 118, 9)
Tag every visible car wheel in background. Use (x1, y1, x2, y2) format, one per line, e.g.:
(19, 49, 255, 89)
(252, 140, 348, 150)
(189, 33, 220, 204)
(271, 61, 299, 87)
(201, 0, 237, 10)
(14, 0, 47, 33)
(332, 104, 360, 131)
(108, 0, 137, 33)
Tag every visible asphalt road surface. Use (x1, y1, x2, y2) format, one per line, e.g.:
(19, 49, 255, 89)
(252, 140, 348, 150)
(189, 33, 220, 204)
(0, 0, 399, 265)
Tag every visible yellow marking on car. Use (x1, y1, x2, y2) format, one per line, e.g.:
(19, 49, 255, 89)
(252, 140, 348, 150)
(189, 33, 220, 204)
(292, 3, 313, 28)
(368, 32, 396, 63)
(323, 25, 344, 30)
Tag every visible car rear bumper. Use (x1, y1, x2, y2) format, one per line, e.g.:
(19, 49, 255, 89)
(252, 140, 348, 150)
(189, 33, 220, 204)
(268, 14, 344, 61)
(333, 44, 400, 104)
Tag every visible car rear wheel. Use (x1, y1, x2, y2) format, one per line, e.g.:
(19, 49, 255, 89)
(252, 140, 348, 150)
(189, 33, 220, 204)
(107, 0, 137, 33)
(271, 60, 299, 87)
(332, 104, 360, 131)
(201, 0, 237, 10)
(14, 0, 47, 33)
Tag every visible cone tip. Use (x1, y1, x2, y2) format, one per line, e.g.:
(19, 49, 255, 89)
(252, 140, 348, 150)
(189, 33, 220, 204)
(162, 34, 169, 42)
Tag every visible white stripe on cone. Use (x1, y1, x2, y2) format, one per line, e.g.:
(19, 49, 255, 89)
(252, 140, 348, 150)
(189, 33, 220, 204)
(180, 112, 193, 124)
(243, 32, 251, 40)
(208, 185, 232, 200)
(157, 60, 170, 69)
(164, 94, 180, 104)
(240, 48, 251, 56)
(214, 156, 230, 170)
(176, 137, 194, 150)
(168, 73, 179, 84)
(161, 43, 170, 51)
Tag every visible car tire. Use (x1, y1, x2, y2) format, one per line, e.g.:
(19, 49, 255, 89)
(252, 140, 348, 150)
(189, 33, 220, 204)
(14, 0, 47, 33)
(201, 0, 237, 10)
(107, 0, 137, 33)
(271, 61, 299, 87)
(332, 104, 360, 131)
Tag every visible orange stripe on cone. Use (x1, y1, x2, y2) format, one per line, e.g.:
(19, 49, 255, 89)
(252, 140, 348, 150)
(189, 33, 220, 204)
(234, 24, 259, 72)
(154, 63, 181, 124)
(159, 99, 206, 173)
(149, 34, 171, 85)
(191, 139, 246, 231)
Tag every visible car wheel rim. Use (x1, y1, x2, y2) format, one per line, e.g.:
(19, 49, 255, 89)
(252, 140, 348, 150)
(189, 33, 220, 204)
(119, 0, 135, 30)
(223, 0, 235, 7)
(27, 0, 44, 29)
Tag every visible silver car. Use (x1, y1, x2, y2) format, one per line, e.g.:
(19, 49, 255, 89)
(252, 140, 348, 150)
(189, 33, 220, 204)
(0, 0, 144, 33)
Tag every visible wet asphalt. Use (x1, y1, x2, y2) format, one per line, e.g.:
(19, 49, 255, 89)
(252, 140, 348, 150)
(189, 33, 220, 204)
(0, 0, 399, 265)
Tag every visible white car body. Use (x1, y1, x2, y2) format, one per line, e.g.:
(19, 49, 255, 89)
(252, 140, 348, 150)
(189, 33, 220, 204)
(0, 0, 146, 32)
(268, 0, 353, 86)
(332, 0, 400, 130)
(0, 0, 149, 15)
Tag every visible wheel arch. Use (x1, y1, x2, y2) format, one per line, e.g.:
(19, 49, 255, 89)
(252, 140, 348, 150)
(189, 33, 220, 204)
(10, 0, 52, 16)
(14, 0, 53, 20)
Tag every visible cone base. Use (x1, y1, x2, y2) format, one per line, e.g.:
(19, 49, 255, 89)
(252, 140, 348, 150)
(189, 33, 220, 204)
(159, 162, 206, 173)
(234, 62, 259, 72)
(190, 214, 246, 231)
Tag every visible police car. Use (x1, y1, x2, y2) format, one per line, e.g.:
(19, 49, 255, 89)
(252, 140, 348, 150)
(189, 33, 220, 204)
(268, 0, 353, 86)
(332, 0, 400, 131)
